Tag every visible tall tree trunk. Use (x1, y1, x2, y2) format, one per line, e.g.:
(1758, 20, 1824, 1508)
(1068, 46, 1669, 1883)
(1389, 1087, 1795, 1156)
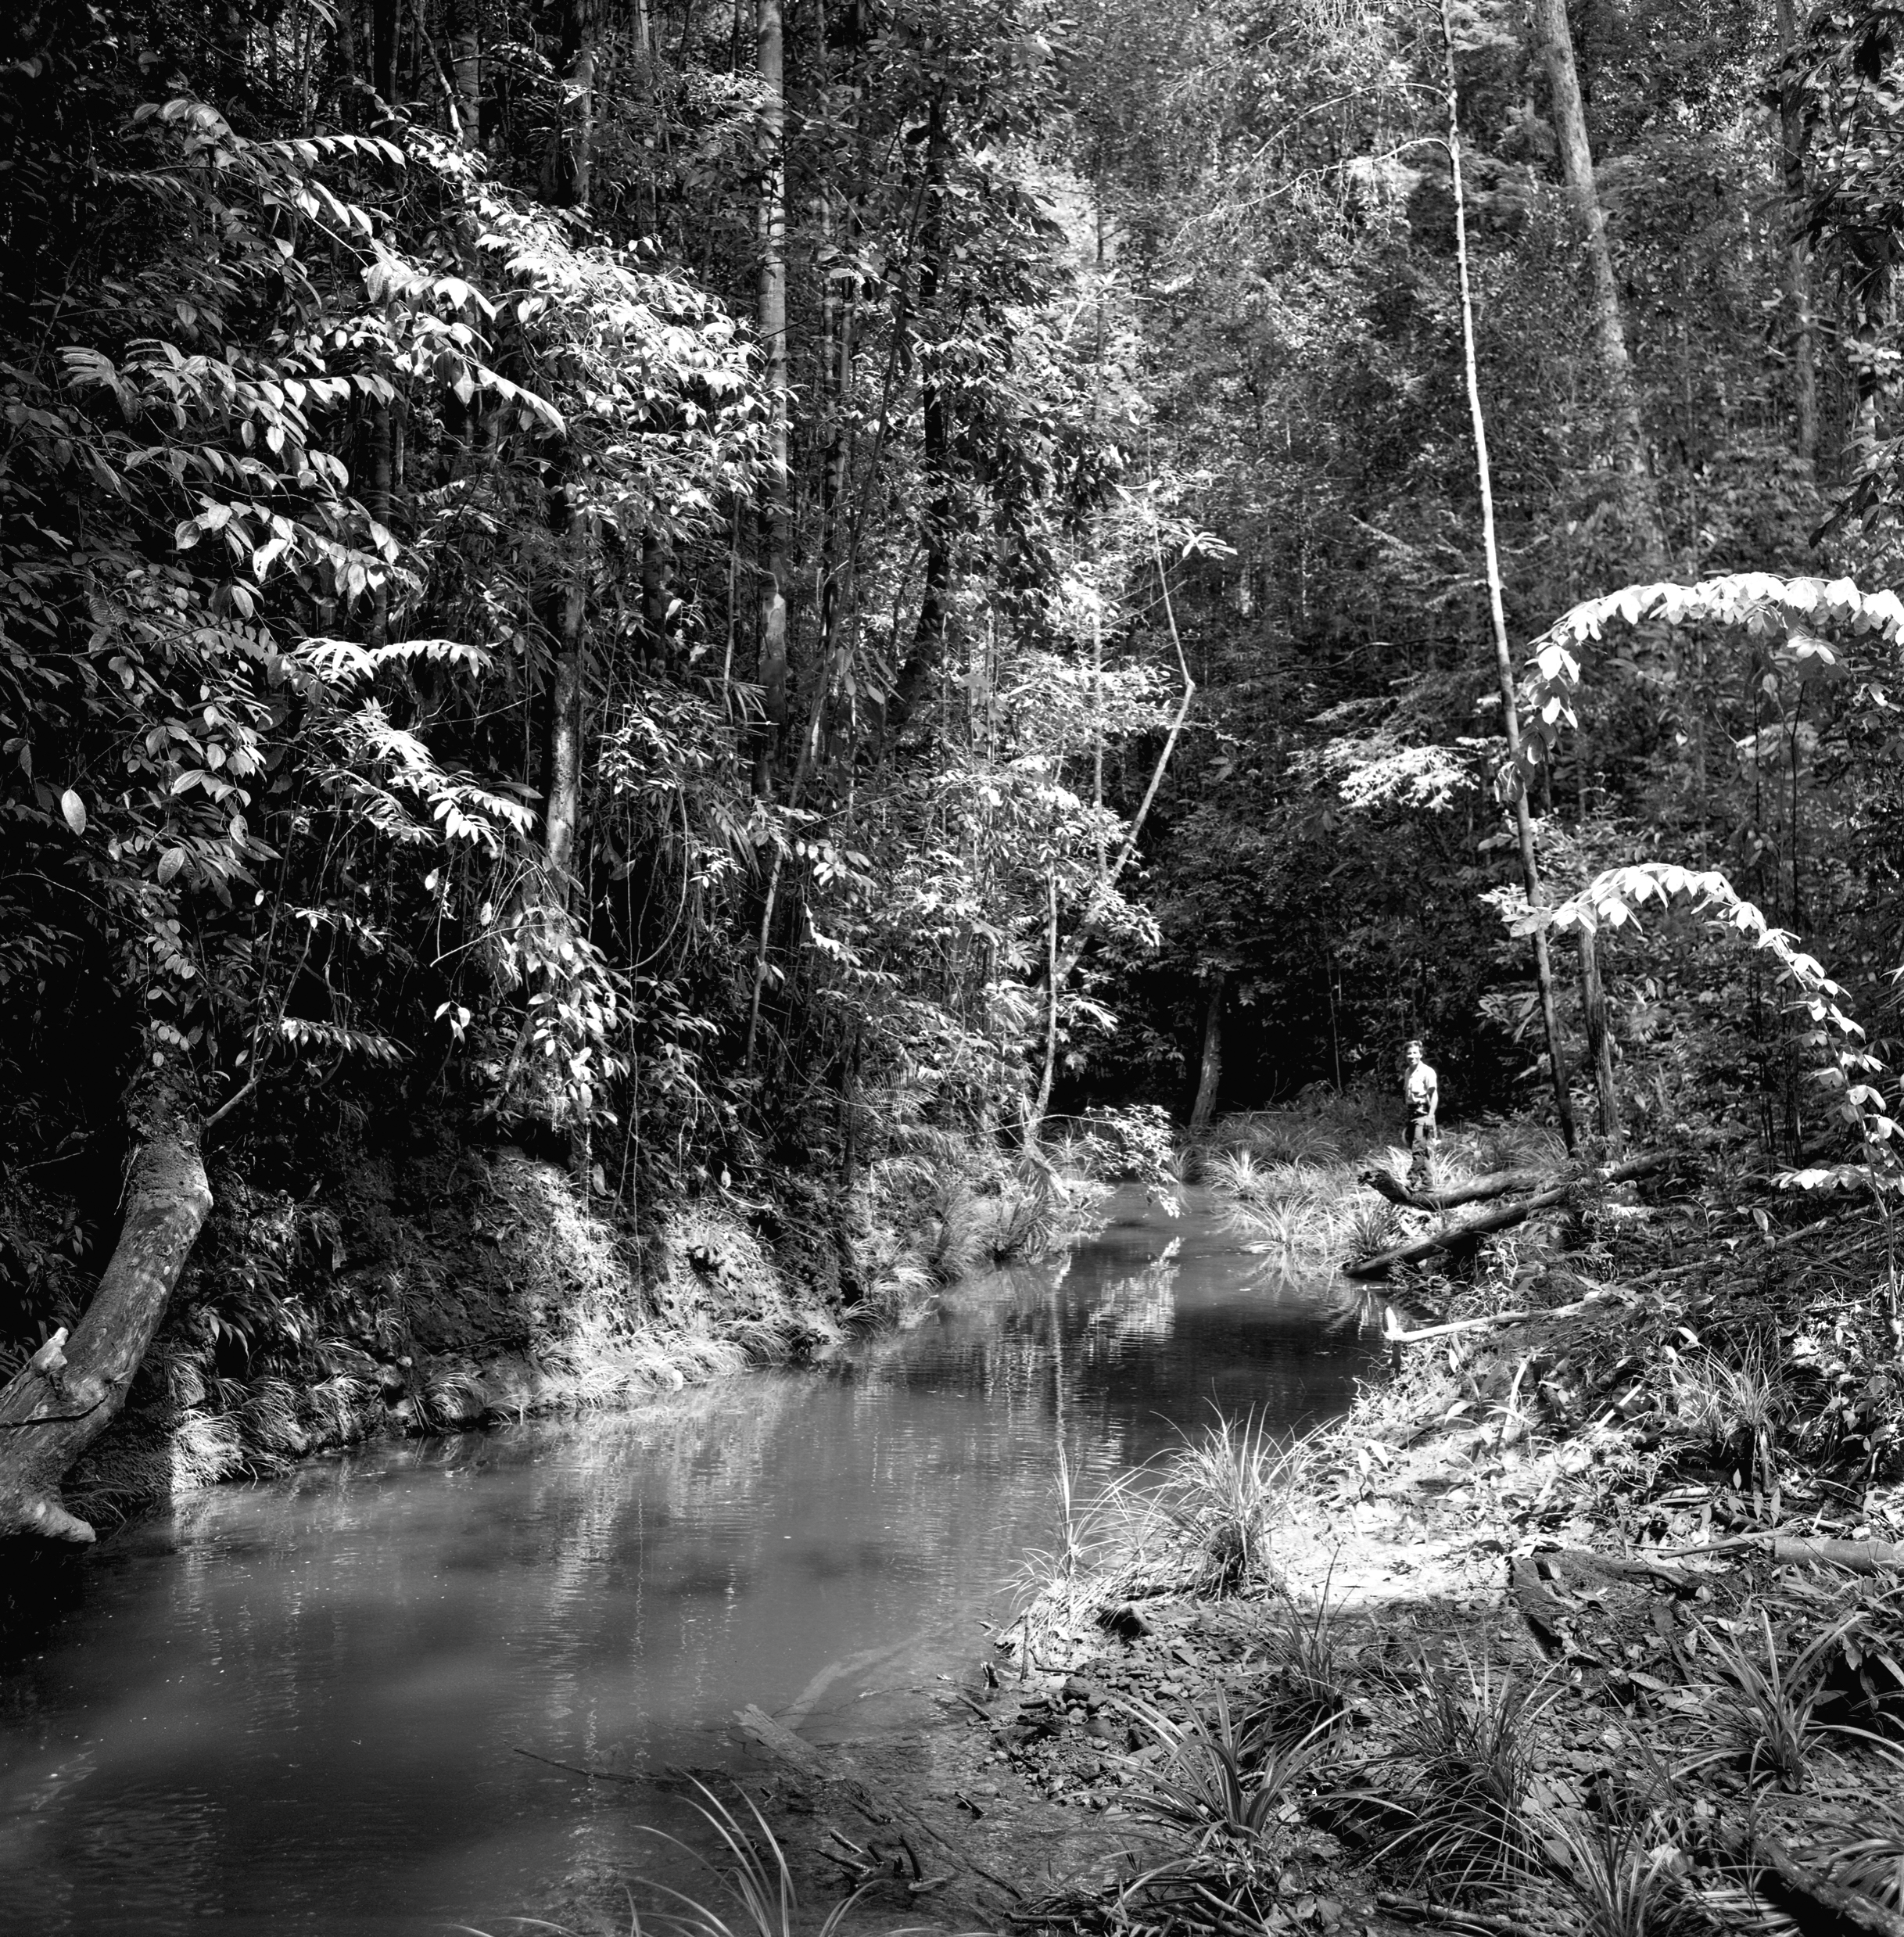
(1444, 1, 1579, 1152)
(1848, 241, 1891, 465)
(371, 0, 398, 104)
(755, 0, 791, 778)
(544, 562, 586, 888)
(1774, 0, 1818, 467)
(446, 0, 481, 148)
(368, 396, 393, 646)
(817, 186, 856, 669)
(559, 0, 595, 206)
(887, 85, 951, 739)
(641, 525, 672, 666)
(1530, 0, 1665, 565)
(0, 1066, 212, 1544)
(1577, 926, 1621, 1149)
(1189, 970, 1225, 1132)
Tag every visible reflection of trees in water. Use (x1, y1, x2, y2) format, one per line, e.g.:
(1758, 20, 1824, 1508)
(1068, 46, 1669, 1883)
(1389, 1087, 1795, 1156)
(149, 1209, 1372, 1748)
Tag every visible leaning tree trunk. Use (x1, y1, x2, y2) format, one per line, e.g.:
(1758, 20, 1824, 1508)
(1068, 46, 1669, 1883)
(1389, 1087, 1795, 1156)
(0, 1069, 211, 1544)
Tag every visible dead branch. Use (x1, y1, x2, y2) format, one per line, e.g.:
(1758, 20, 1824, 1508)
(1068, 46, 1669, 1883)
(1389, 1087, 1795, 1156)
(512, 1745, 649, 1785)
(1381, 1286, 1622, 1344)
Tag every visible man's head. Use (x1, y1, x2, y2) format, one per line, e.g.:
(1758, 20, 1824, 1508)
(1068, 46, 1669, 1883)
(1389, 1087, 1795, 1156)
(1405, 1038, 1424, 1067)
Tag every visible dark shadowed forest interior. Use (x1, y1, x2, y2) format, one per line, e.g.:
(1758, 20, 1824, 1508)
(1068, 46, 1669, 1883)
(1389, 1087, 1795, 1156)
(11, 0, 1904, 1923)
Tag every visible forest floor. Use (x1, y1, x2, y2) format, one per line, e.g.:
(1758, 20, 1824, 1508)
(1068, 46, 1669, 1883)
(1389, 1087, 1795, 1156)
(683, 1123, 1904, 1937)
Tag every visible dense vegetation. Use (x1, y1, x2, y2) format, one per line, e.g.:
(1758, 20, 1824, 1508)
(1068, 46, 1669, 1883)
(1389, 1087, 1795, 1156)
(11, 0, 1904, 1533)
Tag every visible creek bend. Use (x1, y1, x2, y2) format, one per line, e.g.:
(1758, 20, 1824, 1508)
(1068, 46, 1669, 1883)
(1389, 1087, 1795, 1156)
(0, 1187, 1375, 1937)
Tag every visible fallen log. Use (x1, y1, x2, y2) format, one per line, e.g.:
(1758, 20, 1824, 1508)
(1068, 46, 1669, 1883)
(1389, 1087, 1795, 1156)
(1358, 1164, 1552, 1212)
(0, 1067, 212, 1544)
(1344, 1152, 1672, 1279)
(1659, 1534, 1904, 1573)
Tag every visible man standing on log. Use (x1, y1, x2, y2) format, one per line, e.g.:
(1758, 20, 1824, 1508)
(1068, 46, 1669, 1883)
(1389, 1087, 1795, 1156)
(1403, 1039, 1439, 1153)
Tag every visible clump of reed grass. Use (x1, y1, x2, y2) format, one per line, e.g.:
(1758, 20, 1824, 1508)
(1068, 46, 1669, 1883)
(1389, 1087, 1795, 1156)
(1833, 1802, 1904, 1910)
(1537, 1805, 1691, 1937)
(1683, 1606, 1904, 1793)
(1007, 1451, 1149, 1664)
(1151, 1414, 1314, 1592)
(1344, 1195, 1402, 1263)
(1391, 1657, 1556, 1899)
(1447, 1116, 1568, 1175)
(1663, 1340, 1793, 1519)
(1246, 1575, 1352, 1747)
(1119, 1690, 1330, 1846)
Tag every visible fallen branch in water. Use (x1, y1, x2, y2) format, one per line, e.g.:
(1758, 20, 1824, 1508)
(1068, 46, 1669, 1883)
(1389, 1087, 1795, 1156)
(1345, 1151, 1673, 1279)
(513, 1745, 649, 1784)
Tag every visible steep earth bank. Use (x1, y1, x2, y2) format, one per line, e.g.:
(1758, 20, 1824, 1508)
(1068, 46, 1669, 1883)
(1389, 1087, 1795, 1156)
(4, 1135, 860, 1586)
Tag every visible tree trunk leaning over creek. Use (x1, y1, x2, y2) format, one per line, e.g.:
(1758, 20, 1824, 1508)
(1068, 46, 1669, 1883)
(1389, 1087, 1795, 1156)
(1359, 1161, 1555, 1211)
(0, 1069, 212, 1544)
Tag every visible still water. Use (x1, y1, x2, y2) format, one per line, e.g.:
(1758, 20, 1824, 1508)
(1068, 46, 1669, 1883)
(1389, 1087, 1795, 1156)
(0, 1188, 1375, 1936)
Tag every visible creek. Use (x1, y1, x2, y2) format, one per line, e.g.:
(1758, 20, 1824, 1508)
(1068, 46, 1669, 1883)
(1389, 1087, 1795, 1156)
(0, 1186, 1375, 1937)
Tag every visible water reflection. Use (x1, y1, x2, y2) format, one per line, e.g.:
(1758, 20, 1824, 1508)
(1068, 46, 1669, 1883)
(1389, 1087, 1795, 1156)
(0, 1187, 1375, 1937)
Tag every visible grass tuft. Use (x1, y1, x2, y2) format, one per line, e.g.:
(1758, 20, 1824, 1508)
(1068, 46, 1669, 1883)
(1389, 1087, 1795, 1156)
(1683, 1605, 1904, 1793)
(1832, 1802, 1904, 1910)
(1538, 1806, 1691, 1937)
(1392, 1656, 1556, 1899)
(453, 1777, 868, 1937)
(1246, 1574, 1353, 1747)
(1120, 1690, 1330, 1846)
(1151, 1413, 1313, 1593)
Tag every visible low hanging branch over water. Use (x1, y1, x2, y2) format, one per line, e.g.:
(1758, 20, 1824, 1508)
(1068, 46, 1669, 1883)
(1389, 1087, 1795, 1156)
(1344, 1150, 1673, 1279)
(0, 1067, 213, 1544)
